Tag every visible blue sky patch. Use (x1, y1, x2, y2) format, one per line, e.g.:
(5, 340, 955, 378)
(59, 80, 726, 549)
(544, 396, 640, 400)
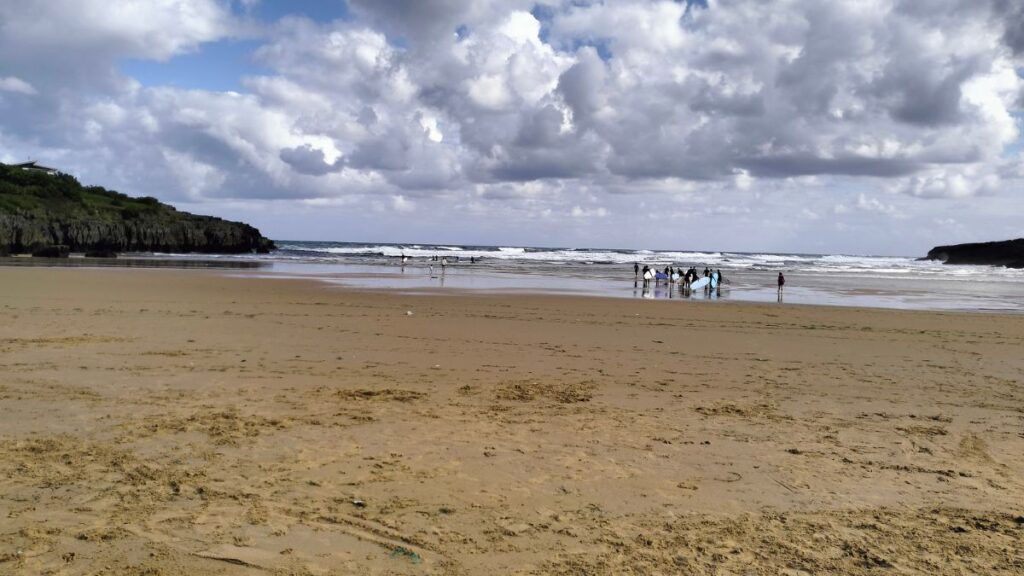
(119, 39, 267, 92)
(531, 3, 556, 44)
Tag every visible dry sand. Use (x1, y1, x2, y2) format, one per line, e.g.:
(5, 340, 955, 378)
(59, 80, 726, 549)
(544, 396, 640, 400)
(0, 267, 1021, 575)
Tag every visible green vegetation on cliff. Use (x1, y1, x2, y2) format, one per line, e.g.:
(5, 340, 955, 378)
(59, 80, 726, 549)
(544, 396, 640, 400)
(0, 164, 275, 254)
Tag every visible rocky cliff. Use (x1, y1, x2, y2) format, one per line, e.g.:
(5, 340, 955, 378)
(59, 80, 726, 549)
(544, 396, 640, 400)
(925, 238, 1024, 268)
(0, 164, 274, 255)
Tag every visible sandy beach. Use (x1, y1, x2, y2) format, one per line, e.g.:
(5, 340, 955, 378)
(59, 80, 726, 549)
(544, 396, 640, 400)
(0, 266, 1021, 575)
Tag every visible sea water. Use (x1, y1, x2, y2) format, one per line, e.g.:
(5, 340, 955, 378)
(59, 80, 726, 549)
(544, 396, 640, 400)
(143, 240, 1024, 313)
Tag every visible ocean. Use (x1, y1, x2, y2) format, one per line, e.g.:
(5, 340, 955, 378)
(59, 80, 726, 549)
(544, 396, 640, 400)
(163, 240, 1024, 313)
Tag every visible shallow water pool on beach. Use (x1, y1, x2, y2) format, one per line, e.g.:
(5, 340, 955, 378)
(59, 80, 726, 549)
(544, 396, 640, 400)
(223, 260, 1024, 313)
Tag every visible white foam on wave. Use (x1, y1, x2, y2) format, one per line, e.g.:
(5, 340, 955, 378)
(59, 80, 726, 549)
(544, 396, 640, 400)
(270, 242, 1024, 281)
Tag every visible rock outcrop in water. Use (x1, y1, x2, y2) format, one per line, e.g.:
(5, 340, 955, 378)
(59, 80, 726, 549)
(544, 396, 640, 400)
(924, 239, 1024, 268)
(0, 163, 275, 255)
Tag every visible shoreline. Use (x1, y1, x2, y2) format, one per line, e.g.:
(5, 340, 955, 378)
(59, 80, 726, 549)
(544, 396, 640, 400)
(7, 261, 1024, 317)
(1, 267, 1022, 574)
(6, 257, 1023, 314)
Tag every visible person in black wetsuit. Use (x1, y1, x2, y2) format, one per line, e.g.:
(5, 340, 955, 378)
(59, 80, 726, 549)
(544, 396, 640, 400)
(778, 272, 785, 294)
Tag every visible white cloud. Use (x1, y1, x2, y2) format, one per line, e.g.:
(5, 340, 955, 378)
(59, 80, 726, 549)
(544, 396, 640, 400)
(0, 0, 238, 60)
(895, 166, 1001, 199)
(1, 0, 1023, 253)
(570, 205, 608, 218)
(0, 77, 37, 95)
(734, 169, 753, 190)
(391, 195, 415, 213)
(467, 74, 512, 110)
(855, 193, 900, 216)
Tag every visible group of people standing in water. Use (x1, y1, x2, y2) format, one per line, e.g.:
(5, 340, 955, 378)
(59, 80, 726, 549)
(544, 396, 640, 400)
(680, 266, 723, 285)
(633, 263, 725, 289)
(632, 262, 788, 299)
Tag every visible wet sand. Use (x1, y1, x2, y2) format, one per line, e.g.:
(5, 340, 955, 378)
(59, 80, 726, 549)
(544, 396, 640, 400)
(0, 267, 1021, 574)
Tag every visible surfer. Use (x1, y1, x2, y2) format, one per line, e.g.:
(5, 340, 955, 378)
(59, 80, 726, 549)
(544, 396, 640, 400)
(777, 272, 785, 294)
(634, 262, 639, 278)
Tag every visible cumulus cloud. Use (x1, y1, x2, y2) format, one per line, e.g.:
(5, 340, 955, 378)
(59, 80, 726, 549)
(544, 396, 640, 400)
(0, 0, 241, 91)
(279, 144, 343, 176)
(0, 0, 1023, 252)
(350, 0, 514, 42)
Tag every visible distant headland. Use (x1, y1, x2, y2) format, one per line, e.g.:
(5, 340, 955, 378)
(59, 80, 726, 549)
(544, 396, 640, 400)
(924, 238, 1024, 268)
(0, 162, 274, 256)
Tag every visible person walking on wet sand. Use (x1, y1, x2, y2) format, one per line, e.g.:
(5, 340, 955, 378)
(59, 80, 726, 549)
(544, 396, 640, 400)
(777, 272, 785, 294)
(634, 262, 639, 279)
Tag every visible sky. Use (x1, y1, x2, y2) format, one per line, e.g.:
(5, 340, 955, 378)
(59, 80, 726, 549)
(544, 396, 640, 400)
(1, 0, 1022, 256)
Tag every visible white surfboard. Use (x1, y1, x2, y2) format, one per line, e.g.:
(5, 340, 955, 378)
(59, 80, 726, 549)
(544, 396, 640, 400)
(691, 277, 711, 290)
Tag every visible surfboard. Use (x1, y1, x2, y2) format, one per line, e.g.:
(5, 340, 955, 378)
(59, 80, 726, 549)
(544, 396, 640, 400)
(655, 272, 669, 281)
(643, 270, 653, 281)
(671, 273, 680, 282)
(690, 277, 711, 290)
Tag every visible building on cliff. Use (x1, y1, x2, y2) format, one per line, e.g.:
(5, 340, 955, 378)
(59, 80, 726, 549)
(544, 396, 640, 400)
(8, 161, 59, 175)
